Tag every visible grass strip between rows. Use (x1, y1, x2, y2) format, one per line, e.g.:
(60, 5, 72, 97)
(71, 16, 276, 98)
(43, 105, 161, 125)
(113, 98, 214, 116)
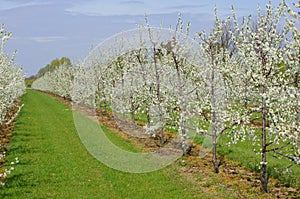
(1, 90, 208, 198)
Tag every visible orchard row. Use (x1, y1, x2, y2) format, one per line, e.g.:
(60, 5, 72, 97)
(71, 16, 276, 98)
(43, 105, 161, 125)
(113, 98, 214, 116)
(0, 25, 25, 186)
(31, 2, 299, 192)
(0, 24, 25, 126)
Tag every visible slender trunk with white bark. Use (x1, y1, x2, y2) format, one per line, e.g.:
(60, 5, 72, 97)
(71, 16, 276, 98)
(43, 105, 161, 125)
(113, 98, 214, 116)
(173, 53, 187, 155)
(210, 46, 219, 173)
(153, 46, 164, 144)
(260, 87, 268, 193)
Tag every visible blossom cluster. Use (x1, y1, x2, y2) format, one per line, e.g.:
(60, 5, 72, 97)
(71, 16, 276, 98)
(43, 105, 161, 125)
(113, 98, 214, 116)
(0, 152, 19, 187)
(0, 24, 26, 124)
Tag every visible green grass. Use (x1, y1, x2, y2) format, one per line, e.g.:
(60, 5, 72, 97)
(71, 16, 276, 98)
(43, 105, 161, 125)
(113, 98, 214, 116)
(216, 134, 300, 189)
(1, 90, 212, 198)
(134, 108, 300, 189)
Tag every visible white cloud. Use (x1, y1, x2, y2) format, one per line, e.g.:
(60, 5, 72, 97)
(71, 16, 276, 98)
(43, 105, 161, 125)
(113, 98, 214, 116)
(65, 1, 209, 16)
(0, 0, 49, 11)
(120, 0, 144, 5)
(30, 36, 66, 43)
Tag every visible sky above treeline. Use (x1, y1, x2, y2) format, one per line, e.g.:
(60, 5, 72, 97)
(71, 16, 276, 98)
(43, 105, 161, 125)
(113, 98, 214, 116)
(0, 0, 298, 76)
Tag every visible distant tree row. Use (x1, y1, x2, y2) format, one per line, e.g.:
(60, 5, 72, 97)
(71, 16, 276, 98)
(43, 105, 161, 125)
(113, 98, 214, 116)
(26, 57, 72, 87)
(36, 57, 71, 78)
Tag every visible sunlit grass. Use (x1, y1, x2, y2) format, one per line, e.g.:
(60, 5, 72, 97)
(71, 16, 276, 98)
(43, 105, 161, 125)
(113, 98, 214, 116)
(216, 133, 300, 189)
(1, 90, 209, 198)
(133, 106, 300, 189)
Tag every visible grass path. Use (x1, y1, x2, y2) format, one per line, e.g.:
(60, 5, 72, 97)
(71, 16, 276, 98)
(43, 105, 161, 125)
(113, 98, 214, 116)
(1, 90, 209, 198)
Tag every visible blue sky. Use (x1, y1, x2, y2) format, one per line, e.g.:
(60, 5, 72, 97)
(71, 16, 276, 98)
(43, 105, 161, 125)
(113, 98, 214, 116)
(0, 0, 297, 76)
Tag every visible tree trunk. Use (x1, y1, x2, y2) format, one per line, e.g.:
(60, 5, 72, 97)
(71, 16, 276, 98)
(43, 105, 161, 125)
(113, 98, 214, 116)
(130, 94, 136, 127)
(260, 96, 268, 193)
(243, 80, 248, 108)
(131, 110, 135, 127)
(211, 101, 219, 173)
(153, 46, 164, 144)
(104, 102, 107, 114)
(210, 49, 219, 173)
(181, 126, 187, 155)
(173, 53, 187, 155)
(259, 48, 269, 193)
(212, 131, 219, 173)
(146, 107, 151, 129)
(136, 51, 151, 130)
(121, 76, 126, 121)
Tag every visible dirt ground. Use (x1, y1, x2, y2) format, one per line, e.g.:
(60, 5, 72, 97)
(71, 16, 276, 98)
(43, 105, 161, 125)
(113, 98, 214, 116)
(0, 101, 21, 167)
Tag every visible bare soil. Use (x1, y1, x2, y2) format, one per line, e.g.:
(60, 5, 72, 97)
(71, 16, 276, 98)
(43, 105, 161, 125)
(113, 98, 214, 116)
(0, 100, 21, 167)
